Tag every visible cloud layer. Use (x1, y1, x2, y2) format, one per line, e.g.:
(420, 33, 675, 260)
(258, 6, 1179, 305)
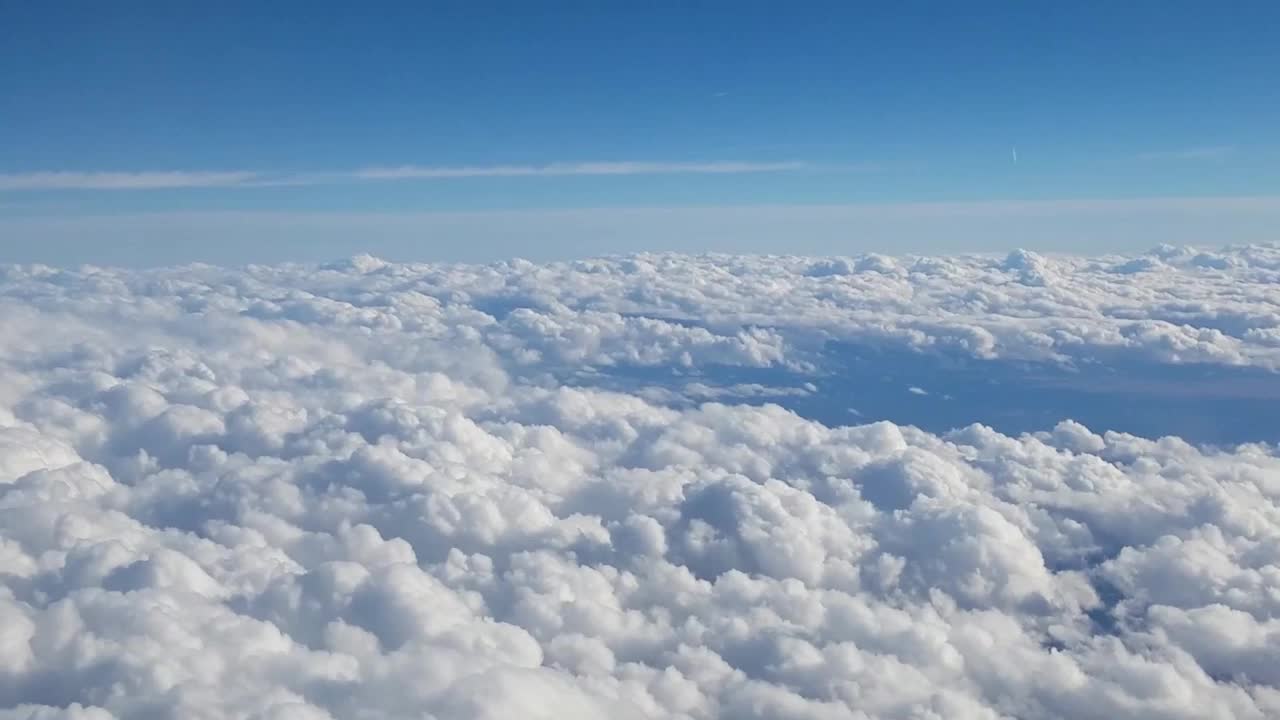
(1, 246, 1279, 718)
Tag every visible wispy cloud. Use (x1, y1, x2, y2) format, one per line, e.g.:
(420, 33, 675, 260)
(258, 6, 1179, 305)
(0, 171, 263, 191)
(0, 161, 811, 191)
(1136, 146, 1236, 162)
(353, 160, 808, 180)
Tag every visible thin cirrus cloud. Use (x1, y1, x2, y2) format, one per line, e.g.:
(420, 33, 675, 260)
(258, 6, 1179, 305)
(0, 161, 812, 191)
(351, 160, 810, 179)
(0, 170, 265, 191)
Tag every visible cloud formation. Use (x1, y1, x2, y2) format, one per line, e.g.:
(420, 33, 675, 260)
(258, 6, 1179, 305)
(0, 246, 1279, 718)
(0, 171, 262, 191)
(353, 161, 810, 180)
(0, 161, 809, 191)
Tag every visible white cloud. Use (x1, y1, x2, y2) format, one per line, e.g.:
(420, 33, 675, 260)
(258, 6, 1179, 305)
(0, 247, 1279, 717)
(353, 160, 809, 180)
(0, 171, 262, 191)
(0, 161, 809, 192)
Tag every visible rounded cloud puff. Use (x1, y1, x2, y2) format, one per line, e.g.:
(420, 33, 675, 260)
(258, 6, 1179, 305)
(1, 247, 1279, 718)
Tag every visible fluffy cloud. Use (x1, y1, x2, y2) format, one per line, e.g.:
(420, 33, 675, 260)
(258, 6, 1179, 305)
(0, 246, 1278, 718)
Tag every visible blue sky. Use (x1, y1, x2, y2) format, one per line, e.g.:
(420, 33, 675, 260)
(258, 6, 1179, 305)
(2, 2, 1279, 265)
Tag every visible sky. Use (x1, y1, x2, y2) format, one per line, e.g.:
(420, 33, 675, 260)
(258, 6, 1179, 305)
(2, 1, 1279, 265)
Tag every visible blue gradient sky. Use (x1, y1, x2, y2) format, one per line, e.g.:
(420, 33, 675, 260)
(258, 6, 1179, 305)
(3, 2, 1279, 265)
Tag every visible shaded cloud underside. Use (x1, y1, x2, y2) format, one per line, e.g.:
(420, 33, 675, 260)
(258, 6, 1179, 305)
(1, 245, 1280, 719)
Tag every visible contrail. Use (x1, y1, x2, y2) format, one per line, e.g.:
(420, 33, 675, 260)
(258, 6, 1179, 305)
(1012, 147, 1019, 164)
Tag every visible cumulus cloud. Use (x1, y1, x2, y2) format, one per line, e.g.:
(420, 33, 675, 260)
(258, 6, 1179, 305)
(0, 247, 1279, 718)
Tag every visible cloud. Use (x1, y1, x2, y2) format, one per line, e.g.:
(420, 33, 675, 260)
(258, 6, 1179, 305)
(0, 248, 1279, 717)
(0, 161, 810, 192)
(1137, 145, 1237, 161)
(352, 160, 809, 180)
(0, 171, 263, 191)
